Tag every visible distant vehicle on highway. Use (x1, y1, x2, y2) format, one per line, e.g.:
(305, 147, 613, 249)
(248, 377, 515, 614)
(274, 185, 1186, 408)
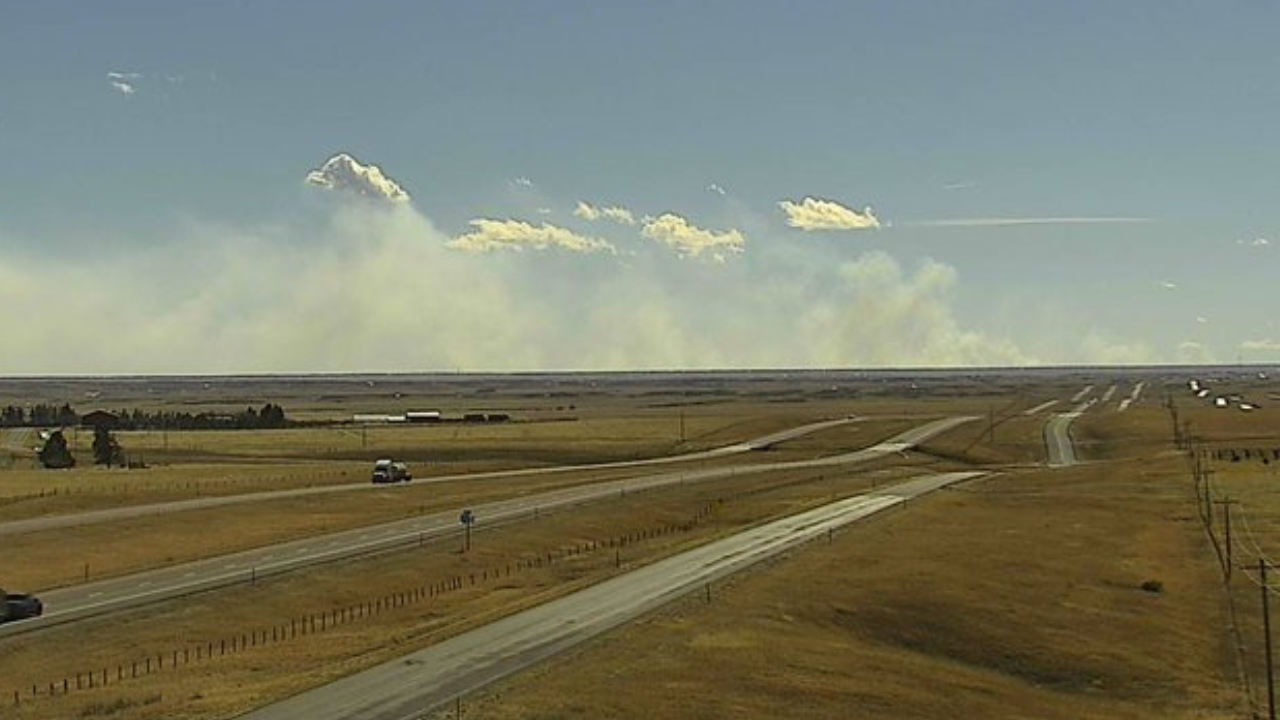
(371, 459, 412, 484)
(0, 588, 43, 623)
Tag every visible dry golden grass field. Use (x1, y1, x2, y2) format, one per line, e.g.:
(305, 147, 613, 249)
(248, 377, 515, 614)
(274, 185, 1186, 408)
(0, 369, 1268, 719)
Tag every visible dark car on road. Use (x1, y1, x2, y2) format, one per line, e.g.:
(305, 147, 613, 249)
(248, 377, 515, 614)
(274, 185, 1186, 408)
(1, 589, 43, 623)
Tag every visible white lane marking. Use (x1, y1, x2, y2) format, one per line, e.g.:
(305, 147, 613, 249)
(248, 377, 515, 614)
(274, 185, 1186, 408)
(1070, 385, 1094, 403)
(1022, 400, 1058, 416)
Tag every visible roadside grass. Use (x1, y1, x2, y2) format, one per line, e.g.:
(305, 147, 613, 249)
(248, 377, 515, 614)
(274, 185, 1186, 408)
(459, 457, 1242, 720)
(1169, 399, 1280, 713)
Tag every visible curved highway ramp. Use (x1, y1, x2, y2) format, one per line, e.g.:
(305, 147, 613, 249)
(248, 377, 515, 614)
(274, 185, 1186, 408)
(239, 470, 985, 720)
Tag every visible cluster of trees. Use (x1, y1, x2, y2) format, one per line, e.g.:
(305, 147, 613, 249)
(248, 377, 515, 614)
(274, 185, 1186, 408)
(36, 428, 126, 469)
(0, 403, 290, 430)
(1, 404, 78, 427)
(21, 402, 290, 470)
(107, 403, 288, 431)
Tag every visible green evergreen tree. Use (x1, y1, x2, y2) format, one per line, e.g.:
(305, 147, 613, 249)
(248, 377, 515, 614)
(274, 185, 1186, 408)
(92, 426, 124, 467)
(37, 430, 75, 469)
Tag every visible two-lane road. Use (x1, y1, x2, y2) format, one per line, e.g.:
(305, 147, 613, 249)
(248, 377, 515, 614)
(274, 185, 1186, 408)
(0, 417, 861, 538)
(0, 416, 975, 639)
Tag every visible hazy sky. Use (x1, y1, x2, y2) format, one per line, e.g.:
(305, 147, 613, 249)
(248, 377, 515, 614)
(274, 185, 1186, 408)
(2, 1, 1278, 373)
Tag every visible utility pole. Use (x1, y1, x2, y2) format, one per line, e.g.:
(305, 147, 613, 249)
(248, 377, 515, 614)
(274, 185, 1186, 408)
(1214, 497, 1237, 581)
(1264, 559, 1276, 720)
(1203, 470, 1215, 532)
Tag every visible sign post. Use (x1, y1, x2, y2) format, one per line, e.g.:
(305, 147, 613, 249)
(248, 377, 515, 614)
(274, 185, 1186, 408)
(459, 509, 475, 552)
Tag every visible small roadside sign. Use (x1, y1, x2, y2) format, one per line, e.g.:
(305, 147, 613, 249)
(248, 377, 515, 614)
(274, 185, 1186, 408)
(460, 509, 475, 552)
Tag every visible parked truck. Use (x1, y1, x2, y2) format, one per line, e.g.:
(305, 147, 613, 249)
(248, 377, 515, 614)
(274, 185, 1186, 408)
(0, 588, 43, 623)
(371, 458, 412, 484)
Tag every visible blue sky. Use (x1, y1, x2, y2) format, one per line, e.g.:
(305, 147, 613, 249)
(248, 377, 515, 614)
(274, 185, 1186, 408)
(2, 2, 1278, 373)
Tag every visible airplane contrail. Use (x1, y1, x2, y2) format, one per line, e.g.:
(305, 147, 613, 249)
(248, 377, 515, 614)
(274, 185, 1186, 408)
(907, 217, 1153, 228)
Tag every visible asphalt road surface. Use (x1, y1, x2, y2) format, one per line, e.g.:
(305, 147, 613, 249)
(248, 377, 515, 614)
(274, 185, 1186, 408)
(238, 470, 986, 720)
(1044, 413, 1079, 467)
(0, 418, 861, 538)
(0, 416, 975, 639)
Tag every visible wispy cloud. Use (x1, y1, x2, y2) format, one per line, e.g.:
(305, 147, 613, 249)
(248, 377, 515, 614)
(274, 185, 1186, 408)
(448, 218, 615, 254)
(779, 197, 880, 231)
(1241, 338, 1280, 352)
(640, 213, 745, 260)
(910, 217, 1152, 228)
(511, 177, 534, 189)
(1238, 237, 1271, 247)
(573, 201, 636, 226)
(706, 183, 726, 196)
(107, 70, 141, 95)
(942, 181, 975, 191)
(1160, 280, 1177, 290)
(1177, 340, 1214, 364)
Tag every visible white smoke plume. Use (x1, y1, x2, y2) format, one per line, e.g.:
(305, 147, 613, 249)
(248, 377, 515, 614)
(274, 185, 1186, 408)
(0, 204, 1031, 374)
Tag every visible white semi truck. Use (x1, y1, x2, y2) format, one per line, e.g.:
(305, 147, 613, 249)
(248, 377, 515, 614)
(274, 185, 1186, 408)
(371, 458, 412, 484)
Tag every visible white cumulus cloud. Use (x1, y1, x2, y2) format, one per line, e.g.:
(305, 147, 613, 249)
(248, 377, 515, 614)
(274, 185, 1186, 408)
(640, 213, 745, 259)
(305, 153, 411, 203)
(779, 197, 880, 231)
(448, 218, 615, 254)
(573, 201, 636, 226)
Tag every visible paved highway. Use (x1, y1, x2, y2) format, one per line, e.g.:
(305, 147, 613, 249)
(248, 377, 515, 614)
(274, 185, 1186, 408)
(1044, 413, 1079, 467)
(1043, 395, 1096, 468)
(1022, 399, 1059, 416)
(239, 470, 986, 720)
(1117, 381, 1145, 412)
(0, 416, 975, 638)
(0, 417, 860, 537)
(1070, 384, 1094, 403)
